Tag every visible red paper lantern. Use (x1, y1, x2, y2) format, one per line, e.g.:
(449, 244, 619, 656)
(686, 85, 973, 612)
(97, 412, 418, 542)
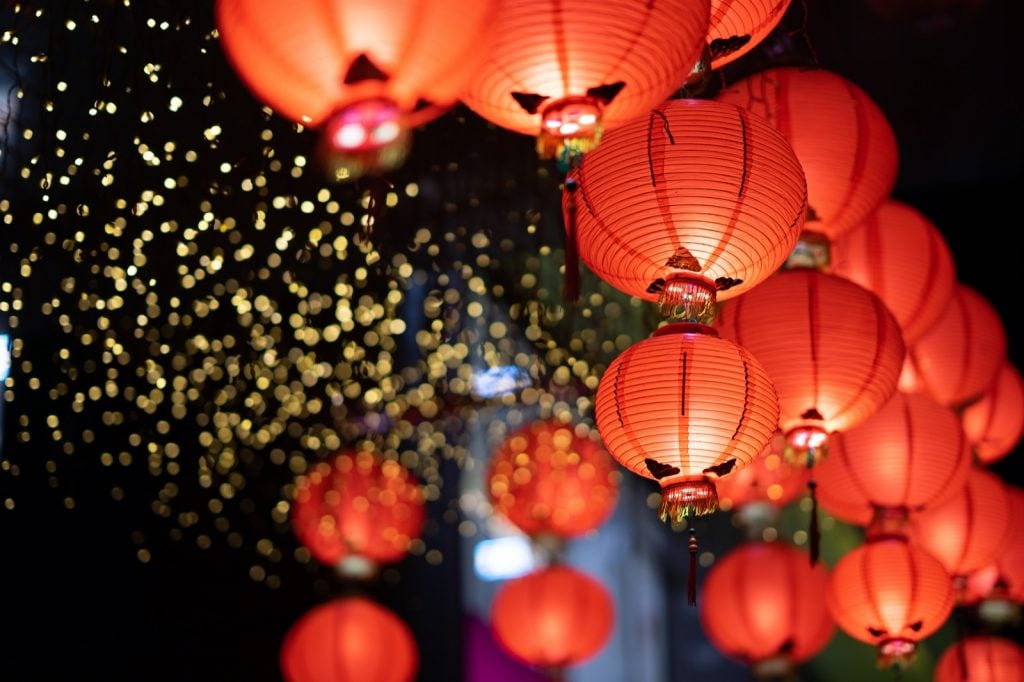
(826, 537, 955, 668)
(280, 597, 418, 682)
(707, 0, 793, 69)
(491, 565, 614, 670)
(963, 486, 1024, 606)
(700, 542, 834, 675)
(830, 199, 956, 344)
(216, 0, 496, 180)
(899, 284, 1007, 408)
(961, 362, 1024, 465)
(568, 98, 807, 308)
(595, 323, 779, 520)
(291, 451, 425, 573)
(935, 636, 1024, 682)
(715, 269, 905, 450)
(717, 67, 898, 241)
(488, 420, 619, 539)
(814, 391, 971, 527)
(716, 432, 811, 513)
(460, 0, 709, 158)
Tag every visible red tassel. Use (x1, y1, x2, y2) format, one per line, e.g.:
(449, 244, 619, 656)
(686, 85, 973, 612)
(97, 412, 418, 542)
(808, 478, 820, 566)
(562, 176, 580, 304)
(687, 528, 698, 606)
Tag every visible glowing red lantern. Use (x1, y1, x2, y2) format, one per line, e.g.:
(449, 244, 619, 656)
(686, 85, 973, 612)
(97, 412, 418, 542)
(280, 597, 418, 682)
(899, 284, 1007, 408)
(568, 98, 806, 309)
(814, 391, 971, 527)
(716, 431, 811, 514)
(700, 542, 834, 676)
(216, 0, 496, 180)
(491, 565, 614, 671)
(460, 0, 709, 159)
(715, 269, 905, 450)
(717, 67, 898, 241)
(935, 636, 1024, 682)
(488, 420, 619, 539)
(961, 362, 1024, 465)
(291, 451, 425, 575)
(830, 199, 956, 344)
(826, 537, 955, 669)
(963, 486, 1024, 607)
(707, 0, 793, 69)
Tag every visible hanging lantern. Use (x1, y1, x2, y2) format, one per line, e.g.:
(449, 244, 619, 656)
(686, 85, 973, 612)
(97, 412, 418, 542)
(700, 542, 835, 679)
(216, 0, 496, 181)
(459, 0, 710, 161)
(899, 283, 1007, 408)
(826, 537, 955, 669)
(716, 431, 811, 526)
(715, 269, 905, 451)
(291, 450, 425, 577)
(935, 636, 1024, 682)
(491, 565, 614, 674)
(717, 67, 898, 241)
(961, 362, 1024, 465)
(280, 597, 418, 682)
(961, 485, 1024, 614)
(830, 199, 956, 344)
(567, 98, 806, 312)
(706, 0, 793, 70)
(814, 391, 971, 527)
(488, 419, 619, 540)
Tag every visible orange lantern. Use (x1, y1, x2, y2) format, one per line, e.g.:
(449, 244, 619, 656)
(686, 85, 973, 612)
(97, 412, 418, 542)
(716, 431, 811, 516)
(830, 199, 956, 344)
(460, 0, 709, 160)
(488, 420, 619, 540)
(707, 0, 793, 69)
(568, 98, 807, 311)
(899, 284, 1007, 408)
(963, 485, 1024, 608)
(216, 0, 496, 180)
(935, 636, 1024, 682)
(280, 597, 418, 682)
(717, 67, 898, 241)
(291, 451, 425, 575)
(491, 565, 614, 672)
(826, 537, 955, 669)
(715, 269, 905, 450)
(700, 542, 835, 677)
(814, 391, 971, 527)
(961, 361, 1024, 465)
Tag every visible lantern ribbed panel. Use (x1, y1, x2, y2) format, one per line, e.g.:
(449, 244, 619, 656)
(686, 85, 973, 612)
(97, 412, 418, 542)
(280, 597, 418, 682)
(935, 637, 1024, 682)
(717, 67, 898, 240)
(569, 99, 806, 303)
(595, 325, 779, 489)
(460, 0, 709, 137)
(831, 199, 955, 344)
(826, 538, 955, 647)
(216, 0, 495, 125)
(715, 269, 905, 438)
(700, 542, 835, 665)
(962, 362, 1024, 464)
(491, 565, 614, 669)
(974, 486, 1024, 604)
(815, 392, 971, 526)
(717, 432, 811, 510)
(488, 420, 619, 539)
(708, 0, 792, 69)
(291, 451, 425, 567)
(900, 284, 1007, 408)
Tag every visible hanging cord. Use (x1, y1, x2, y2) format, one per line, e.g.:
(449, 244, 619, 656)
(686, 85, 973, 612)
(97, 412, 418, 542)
(953, 604, 970, 680)
(807, 446, 820, 565)
(358, 176, 393, 245)
(788, 0, 820, 68)
(687, 526, 698, 606)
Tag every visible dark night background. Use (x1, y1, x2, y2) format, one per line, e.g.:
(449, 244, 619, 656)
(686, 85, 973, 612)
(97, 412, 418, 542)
(1, 1, 1022, 680)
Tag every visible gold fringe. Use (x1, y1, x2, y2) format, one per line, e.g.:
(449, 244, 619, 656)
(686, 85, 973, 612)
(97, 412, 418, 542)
(658, 479, 718, 522)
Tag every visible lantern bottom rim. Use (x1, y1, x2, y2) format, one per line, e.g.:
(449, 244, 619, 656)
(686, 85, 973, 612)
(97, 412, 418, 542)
(877, 638, 917, 670)
(658, 477, 718, 522)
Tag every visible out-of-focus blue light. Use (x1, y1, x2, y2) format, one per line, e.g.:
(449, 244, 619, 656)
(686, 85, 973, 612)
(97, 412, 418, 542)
(0, 334, 10, 382)
(471, 365, 531, 398)
(473, 535, 535, 581)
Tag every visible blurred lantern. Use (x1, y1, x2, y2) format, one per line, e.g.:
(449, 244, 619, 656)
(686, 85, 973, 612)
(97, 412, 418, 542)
(706, 0, 793, 70)
(700, 542, 835, 679)
(487, 419, 619, 540)
(567, 98, 806, 310)
(815, 391, 971, 528)
(280, 596, 418, 682)
(961, 361, 1024, 465)
(961, 486, 1024, 622)
(716, 431, 810, 531)
(291, 450, 425, 578)
(216, 0, 496, 181)
(826, 537, 955, 669)
(935, 636, 1024, 682)
(717, 67, 898, 241)
(460, 0, 709, 162)
(830, 199, 956, 344)
(491, 565, 614, 674)
(899, 283, 1007, 408)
